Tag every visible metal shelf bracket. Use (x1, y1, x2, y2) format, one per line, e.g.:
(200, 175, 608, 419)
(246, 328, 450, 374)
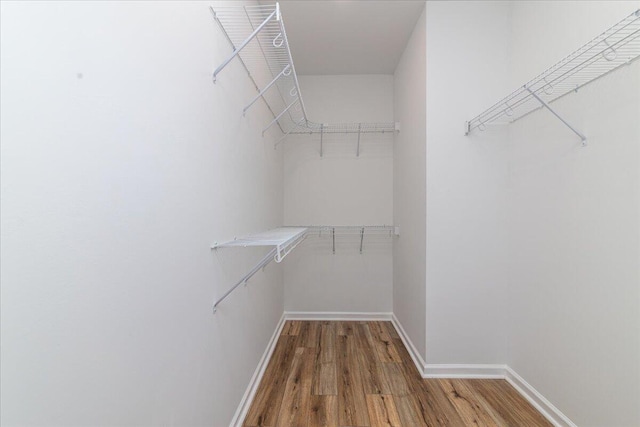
(526, 87, 587, 146)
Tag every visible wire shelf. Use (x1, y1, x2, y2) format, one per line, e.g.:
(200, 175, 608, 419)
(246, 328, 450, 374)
(211, 226, 307, 313)
(295, 225, 396, 235)
(465, 9, 640, 139)
(210, 226, 393, 312)
(285, 225, 396, 255)
(211, 3, 398, 141)
(289, 122, 398, 135)
(212, 227, 307, 263)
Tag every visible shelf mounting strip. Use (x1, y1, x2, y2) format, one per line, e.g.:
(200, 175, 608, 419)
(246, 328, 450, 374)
(465, 9, 640, 145)
(210, 3, 398, 143)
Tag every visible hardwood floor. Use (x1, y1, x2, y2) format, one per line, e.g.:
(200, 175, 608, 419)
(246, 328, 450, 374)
(244, 321, 552, 427)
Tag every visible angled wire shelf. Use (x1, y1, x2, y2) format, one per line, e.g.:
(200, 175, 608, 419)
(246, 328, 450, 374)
(465, 9, 640, 144)
(210, 3, 398, 146)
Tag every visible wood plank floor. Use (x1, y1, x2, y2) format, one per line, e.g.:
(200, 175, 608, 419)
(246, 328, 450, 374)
(244, 321, 553, 427)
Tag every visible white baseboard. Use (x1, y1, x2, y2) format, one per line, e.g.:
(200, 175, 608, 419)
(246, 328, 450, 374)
(284, 311, 392, 321)
(423, 364, 507, 379)
(505, 367, 577, 427)
(230, 312, 286, 427)
(389, 315, 574, 427)
(231, 311, 576, 427)
(390, 313, 427, 376)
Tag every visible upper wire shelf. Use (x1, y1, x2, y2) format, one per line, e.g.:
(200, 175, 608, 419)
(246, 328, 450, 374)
(210, 3, 398, 143)
(465, 9, 640, 144)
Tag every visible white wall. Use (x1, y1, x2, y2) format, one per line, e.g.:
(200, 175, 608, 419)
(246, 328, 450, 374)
(506, 2, 640, 426)
(424, 1, 511, 365)
(283, 75, 394, 313)
(393, 6, 428, 361)
(0, 2, 284, 426)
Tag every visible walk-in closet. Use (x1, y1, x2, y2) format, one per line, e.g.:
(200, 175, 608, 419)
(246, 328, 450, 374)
(1, 1, 639, 426)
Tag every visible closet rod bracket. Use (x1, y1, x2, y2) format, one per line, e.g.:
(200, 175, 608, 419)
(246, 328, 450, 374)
(525, 87, 587, 146)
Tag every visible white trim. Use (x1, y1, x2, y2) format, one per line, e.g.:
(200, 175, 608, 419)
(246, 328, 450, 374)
(505, 367, 577, 427)
(230, 313, 286, 427)
(387, 313, 575, 426)
(230, 312, 576, 427)
(284, 311, 392, 321)
(390, 313, 427, 376)
(423, 364, 507, 379)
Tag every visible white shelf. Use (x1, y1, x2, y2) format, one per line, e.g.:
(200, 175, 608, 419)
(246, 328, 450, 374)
(212, 227, 307, 263)
(286, 225, 397, 254)
(211, 227, 307, 313)
(210, 3, 398, 145)
(465, 9, 640, 143)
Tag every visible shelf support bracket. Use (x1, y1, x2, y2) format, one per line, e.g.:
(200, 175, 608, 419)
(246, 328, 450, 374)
(356, 123, 362, 157)
(243, 64, 291, 116)
(526, 87, 587, 146)
(320, 124, 324, 157)
(263, 99, 299, 136)
(212, 8, 278, 83)
(359, 227, 364, 254)
(213, 247, 277, 313)
(332, 227, 335, 254)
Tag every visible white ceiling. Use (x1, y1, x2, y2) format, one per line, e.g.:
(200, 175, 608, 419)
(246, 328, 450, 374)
(272, 1, 425, 75)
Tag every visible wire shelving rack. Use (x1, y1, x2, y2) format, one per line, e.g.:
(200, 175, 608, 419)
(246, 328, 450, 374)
(286, 225, 397, 255)
(465, 9, 640, 145)
(210, 3, 398, 147)
(211, 227, 307, 313)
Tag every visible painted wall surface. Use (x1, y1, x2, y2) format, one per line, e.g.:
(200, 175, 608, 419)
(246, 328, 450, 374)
(424, 1, 510, 365)
(283, 75, 394, 313)
(506, 2, 640, 426)
(393, 6, 428, 361)
(0, 2, 284, 426)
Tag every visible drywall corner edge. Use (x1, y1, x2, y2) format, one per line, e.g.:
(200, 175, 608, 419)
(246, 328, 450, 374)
(391, 313, 427, 376)
(230, 313, 287, 427)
